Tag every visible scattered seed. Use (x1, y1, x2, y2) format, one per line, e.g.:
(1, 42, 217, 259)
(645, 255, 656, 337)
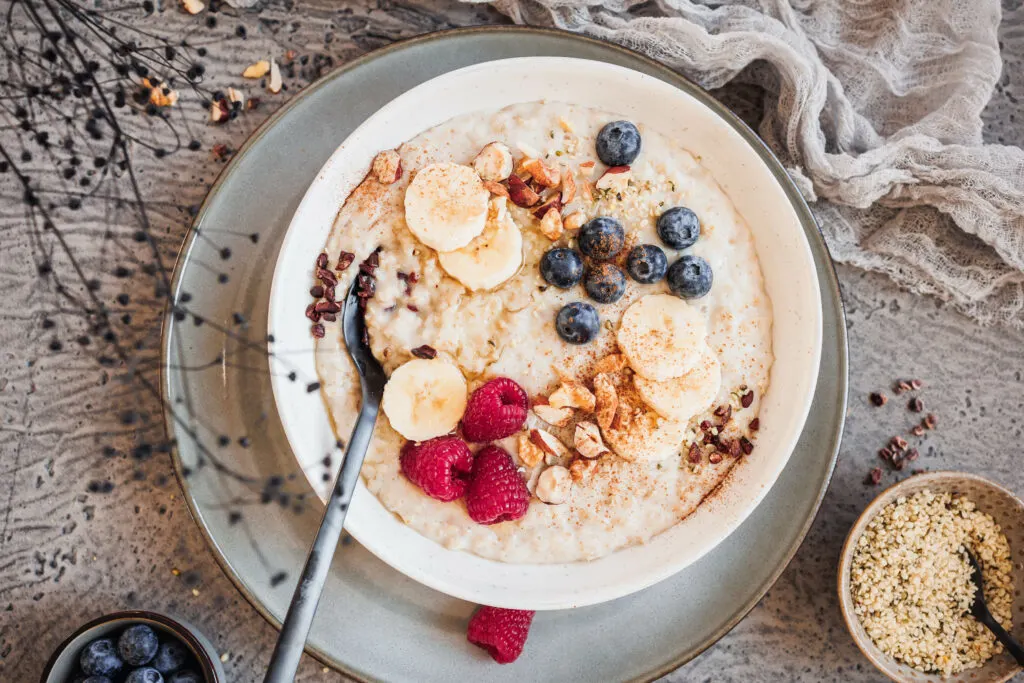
(905, 448, 919, 462)
(321, 312, 336, 322)
(908, 397, 923, 413)
(911, 425, 925, 437)
(910, 379, 923, 390)
(740, 390, 754, 408)
(324, 286, 336, 302)
(889, 435, 908, 452)
(314, 300, 341, 314)
(311, 323, 325, 338)
(748, 417, 760, 431)
(894, 380, 913, 394)
(878, 447, 893, 462)
(304, 304, 320, 322)
(924, 413, 937, 429)
(708, 451, 723, 464)
(739, 436, 753, 455)
(317, 268, 337, 286)
(687, 443, 701, 463)
(713, 404, 732, 422)
(411, 345, 437, 360)
(865, 467, 882, 485)
(870, 392, 887, 407)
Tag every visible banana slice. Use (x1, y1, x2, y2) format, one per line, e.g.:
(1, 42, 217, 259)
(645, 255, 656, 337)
(437, 197, 523, 290)
(404, 163, 489, 252)
(604, 412, 689, 464)
(633, 345, 722, 421)
(381, 358, 468, 441)
(617, 294, 706, 381)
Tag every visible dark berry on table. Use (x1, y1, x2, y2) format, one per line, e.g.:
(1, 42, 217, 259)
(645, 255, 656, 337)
(596, 120, 641, 167)
(80, 638, 124, 677)
(168, 670, 203, 683)
(82, 677, 114, 683)
(555, 302, 600, 344)
(539, 248, 584, 289)
(657, 207, 701, 249)
(584, 263, 627, 304)
(126, 668, 164, 683)
(626, 244, 668, 283)
(119, 624, 159, 666)
(578, 217, 625, 260)
(667, 255, 713, 299)
(152, 640, 188, 674)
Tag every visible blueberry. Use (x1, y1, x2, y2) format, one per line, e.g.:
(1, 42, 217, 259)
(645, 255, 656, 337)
(584, 264, 627, 304)
(126, 668, 164, 683)
(82, 677, 114, 683)
(80, 638, 124, 677)
(118, 625, 159, 666)
(578, 217, 625, 260)
(153, 640, 188, 674)
(657, 207, 700, 250)
(168, 672, 203, 683)
(540, 248, 584, 289)
(667, 255, 713, 299)
(626, 244, 668, 284)
(555, 302, 600, 345)
(596, 121, 641, 167)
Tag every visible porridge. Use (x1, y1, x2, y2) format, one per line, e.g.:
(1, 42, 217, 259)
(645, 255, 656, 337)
(311, 101, 773, 563)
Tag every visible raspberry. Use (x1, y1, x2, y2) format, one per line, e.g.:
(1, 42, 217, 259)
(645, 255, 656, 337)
(468, 610, 540, 663)
(465, 445, 529, 524)
(467, 606, 535, 664)
(461, 377, 529, 442)
(399, 436, 473, 502)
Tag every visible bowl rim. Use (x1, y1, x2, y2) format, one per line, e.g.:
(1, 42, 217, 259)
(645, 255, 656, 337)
(837, 471, 1024, 683)
(264, 53, 823, 608)
(39, 609, 222, 683)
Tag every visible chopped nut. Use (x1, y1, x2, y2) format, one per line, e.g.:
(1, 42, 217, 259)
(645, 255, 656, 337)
(538, 208, 563, 240)
(708, 451, 723, 464)
(924, 413, 937, 429)
(410, 345, 436, 360)
(579, 178, 594, 204)
(507, 174, 540, 207)
(181, 0, 205, 14)
(535, 465, 572, 504)
(557, 116, 575, 133)
(242, 60, 271, 79)
(908, 397, 924, 413)
(371, 150, 403, 185)
(209, 98, 229, 124)
(740, 390, 754, 408)
(563, 210, 586, 232)
(473, 142, 514, 182)
(517, 433, 544, 468)
(573, 422, 609, 459)
(864, 467, 882, 485)
(911, 424, 925, 437)
(143, 79, 178, 107)
(894, 379, 913, 394)
(569, 457, 597, 483)
(910, 379, 923, 390)
(560, 168, 577, 203)
(550, 381, 596, 412)
(592, 354, 627, 375)
(593, 373, 618, 431)
(579, 160, 596, 171)
(687, 443, 701, 463)
(268, 60, 282, 94)
(595, 165, 631, 192)
(482, 180, 509, 198)
(529, 428, 570, 459)
(518, 157, 561, 188)
(533, 404, 573, 427)
(226, 87, 244, 107)
(282, 50, 298, 65)
(870, 392, 887, 407)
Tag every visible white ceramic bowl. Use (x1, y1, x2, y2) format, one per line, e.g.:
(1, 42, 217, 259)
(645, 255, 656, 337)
(267, 57, 822, 610)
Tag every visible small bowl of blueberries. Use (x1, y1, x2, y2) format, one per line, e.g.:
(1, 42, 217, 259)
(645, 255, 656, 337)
(41, 610, 225, 683)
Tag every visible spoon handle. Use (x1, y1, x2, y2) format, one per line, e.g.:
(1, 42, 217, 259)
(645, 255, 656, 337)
(263, 397, 380, 683)
(980, 611, 1024, 667)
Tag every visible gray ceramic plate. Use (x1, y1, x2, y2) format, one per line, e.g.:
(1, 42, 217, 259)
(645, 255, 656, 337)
(162, 27, 848, 682)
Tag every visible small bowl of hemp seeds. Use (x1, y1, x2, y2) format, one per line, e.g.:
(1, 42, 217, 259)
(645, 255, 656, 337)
(839, 471, 1024, 682)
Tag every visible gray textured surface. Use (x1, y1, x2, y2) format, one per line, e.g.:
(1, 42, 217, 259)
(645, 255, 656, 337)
(2, 1, 1024, 682)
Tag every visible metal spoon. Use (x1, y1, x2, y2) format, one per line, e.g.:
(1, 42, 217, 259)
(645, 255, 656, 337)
(965, 549, 1024, 666)
(264, 275, 386, 683)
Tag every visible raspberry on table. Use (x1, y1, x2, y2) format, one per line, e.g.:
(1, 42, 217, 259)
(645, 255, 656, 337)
(465, 445, 529, 525)
(467, 606, 535, 664)
(399, 436, 474, 502)
(460, 377, 528, 442)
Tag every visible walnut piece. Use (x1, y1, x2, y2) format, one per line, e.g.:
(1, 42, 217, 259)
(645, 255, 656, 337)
(371, 150, 403, 185)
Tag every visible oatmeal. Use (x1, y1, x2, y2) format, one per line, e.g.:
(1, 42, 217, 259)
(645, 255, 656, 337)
(851, 490, 1014, 676)
(314, 101, 774, 563)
